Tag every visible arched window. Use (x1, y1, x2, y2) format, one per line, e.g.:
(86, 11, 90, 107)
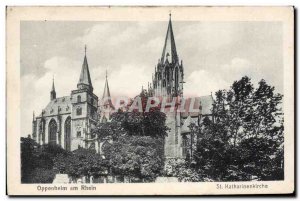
(77, 95, 81, 103)
(48, 119, 57, 145)
(64, 117, 71, 151)
(76, 107, 82, 116)
(77, 130, 81, 138)
(38, 119, 45, 144)
(165, 67, 170, 82)
(175, 68, 179, 93)
(182, 135, 188, 157)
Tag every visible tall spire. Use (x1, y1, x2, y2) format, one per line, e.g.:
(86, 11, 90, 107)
(77, 45, 93, 91)
(51, 75, 55, 91)
(100, 70, 114, 123)
(102, 70, 114, 108)
(161, 13, 178, 64)
(102, 70, 111, 99)
(50, 76, 56, 100)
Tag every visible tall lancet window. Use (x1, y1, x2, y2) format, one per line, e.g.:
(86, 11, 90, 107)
(165, 67, 170, 82)
(175, 68, 179, 94)
(38, 119, 45, 144)
(48, 119, 57, 145)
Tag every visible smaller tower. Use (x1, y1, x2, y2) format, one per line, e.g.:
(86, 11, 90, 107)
(100, 70, 115, 122)
(77, 45, 93, 92)
(50, 76, 56, 101)
(71, 45, 98, 150)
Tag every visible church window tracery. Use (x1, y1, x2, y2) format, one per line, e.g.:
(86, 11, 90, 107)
(175, 67, 179, 94)
(38, 119, 45, 144)
(48, 119, 57, 145)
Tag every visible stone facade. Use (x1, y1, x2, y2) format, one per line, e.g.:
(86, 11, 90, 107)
(32, 49, 99, 151)
(31, 15, 214, 160)
(149, 15, 214, 159)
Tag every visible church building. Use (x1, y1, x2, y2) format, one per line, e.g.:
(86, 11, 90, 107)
(149, 14, 214, 160)
(32, 47, 99, 151)
(32, 14, 214, 161)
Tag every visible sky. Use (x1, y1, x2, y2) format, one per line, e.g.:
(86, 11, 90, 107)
(21, 20, 283, 136)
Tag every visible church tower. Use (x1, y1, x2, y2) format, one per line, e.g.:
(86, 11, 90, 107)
(152, 14, 184, 99)
(71, 46, 99, 150)
(99, 71, 115, 123)
(152, 14, 184, 159)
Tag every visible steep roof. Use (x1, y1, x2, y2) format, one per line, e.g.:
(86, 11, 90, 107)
(161, 14, 178, 64)
(102, 73, 111, 99)
(77, 47, 93, 91)
(181, 95, 214, 118)
(101, 72, 115, 109)
(38, 96, 71, 118)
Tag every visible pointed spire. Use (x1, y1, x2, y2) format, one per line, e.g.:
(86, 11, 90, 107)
(102, 70, 111, 99)
(77, 45, 93, 91)
(101, 70, 114, 109)
(32, 111, 35, 121)
(161, 13, 178, 64)
(50, 76, 56, 100)
(51, 75, 55, 92)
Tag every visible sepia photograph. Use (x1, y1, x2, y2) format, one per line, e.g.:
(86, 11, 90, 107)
(6, 6, 294, 195)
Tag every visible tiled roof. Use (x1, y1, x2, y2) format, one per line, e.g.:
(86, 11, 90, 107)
(181, 95, 214, 118)
(38, 96, 71, 117)
(78, 55, 93, 90)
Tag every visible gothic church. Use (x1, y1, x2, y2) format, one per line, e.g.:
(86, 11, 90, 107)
(32, 47, 101, 151)
(32, 15, 214, 159)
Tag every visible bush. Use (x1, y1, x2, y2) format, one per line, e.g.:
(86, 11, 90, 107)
(28, 168, 56, 183)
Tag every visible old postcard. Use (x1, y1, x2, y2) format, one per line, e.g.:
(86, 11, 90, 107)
(6, 6, 294, 195)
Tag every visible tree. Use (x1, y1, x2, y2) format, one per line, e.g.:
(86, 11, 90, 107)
(93, 90, 168, 182)
(103, 135, 164, 182)
(53, 148, 109, 179)
(21, 137, 67, 183)
(193, 76, 284, 181)
(21, 137, 39, 183)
